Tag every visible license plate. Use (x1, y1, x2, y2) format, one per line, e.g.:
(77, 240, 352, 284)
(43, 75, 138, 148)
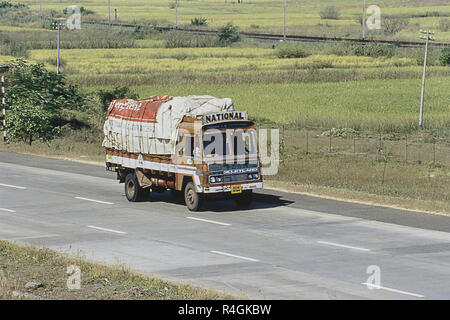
(231, 185, 242, 194)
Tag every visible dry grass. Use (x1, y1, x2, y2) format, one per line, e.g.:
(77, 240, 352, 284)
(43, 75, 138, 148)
(0, 241, 239, 300)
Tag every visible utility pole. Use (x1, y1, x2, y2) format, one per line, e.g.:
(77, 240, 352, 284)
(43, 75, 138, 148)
(108, 0, 111, 26)
(283, 0, 287, 40)
(362, 0, 366, 40)
(1, 75, 6, 144)
(53, 18, 66, 74)
(175, 0, 179, 28)
(418, 30, 435, 129)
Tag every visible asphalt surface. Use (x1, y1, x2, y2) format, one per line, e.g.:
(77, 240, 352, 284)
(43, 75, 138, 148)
(1, 151, 449, 299)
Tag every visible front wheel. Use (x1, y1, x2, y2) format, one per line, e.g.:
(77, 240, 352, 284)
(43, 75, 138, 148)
(184, 182, 202, 211)
(125, 172, 149, 202)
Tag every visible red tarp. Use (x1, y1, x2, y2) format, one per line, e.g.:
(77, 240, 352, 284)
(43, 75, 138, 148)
(106, 96, 173, 123)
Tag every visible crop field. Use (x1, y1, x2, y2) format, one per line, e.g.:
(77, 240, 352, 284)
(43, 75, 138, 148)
(15, 0, 450, 41)
(19, 43, 447, 132)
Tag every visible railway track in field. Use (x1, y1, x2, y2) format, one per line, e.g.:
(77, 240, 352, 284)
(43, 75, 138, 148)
(83, 20, 450, 48)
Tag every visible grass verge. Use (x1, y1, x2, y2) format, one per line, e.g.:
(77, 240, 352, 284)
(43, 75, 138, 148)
(0, 240, 238, 300)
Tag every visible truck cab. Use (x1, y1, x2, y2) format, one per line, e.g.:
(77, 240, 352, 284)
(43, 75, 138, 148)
(174, 111, 263, 210)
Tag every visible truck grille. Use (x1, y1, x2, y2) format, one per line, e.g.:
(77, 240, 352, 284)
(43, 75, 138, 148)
(224, 174, 248, 183)
(209, 162, 258, 172)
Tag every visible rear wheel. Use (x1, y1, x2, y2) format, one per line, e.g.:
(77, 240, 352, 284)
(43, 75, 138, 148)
(184, 182, 202, 211)
(235, 190, 253, 208)
(125, 172, 149, 202)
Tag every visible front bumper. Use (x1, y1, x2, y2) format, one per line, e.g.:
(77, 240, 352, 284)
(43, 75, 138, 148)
(202, 182, 263, 194)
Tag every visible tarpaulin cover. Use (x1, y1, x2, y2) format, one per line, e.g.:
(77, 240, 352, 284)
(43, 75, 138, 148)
(102, 95, 235, 155)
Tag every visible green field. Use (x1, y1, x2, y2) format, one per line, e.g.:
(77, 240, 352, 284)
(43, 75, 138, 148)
(14, 0, 450, 41)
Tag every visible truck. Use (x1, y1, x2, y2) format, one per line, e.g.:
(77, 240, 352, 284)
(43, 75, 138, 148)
(103, 95, 263, 211)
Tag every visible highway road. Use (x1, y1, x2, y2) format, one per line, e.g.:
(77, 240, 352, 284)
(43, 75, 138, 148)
(1, 151, 449, 299)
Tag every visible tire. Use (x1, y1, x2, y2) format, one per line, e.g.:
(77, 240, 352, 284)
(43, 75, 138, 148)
(184, 182, 202, 211)
(125, 172, 149, 202)
(235, 190, 253, 208)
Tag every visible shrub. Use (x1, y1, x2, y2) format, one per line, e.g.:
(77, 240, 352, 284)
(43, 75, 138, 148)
(7, 99, 61, 145)
(353, 43, 394, 58)
(63, 6, 95, 15)
(96, 86, 139, 112)
(383, 16, 409, 34)
(217, 23, 240, 44)
(277, 45, 310, 59)
(439, 47, 450, 66)
(320, 6, 340, 20)
(0, 1, 27, 9)
(308, 60, 334, 69)
(190, 17, 207, 26)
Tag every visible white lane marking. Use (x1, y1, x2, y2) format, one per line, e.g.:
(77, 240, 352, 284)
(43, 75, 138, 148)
(362, 283, 425, 298)
(187, 217, 231, 226)
(0, 208, 16, 213)
(75, 197, 114, 205)
(87, 225, 126, 235)
(0, 183, 26, 189)
(3, 234, 60, 241)
(211, 250, 260, 262)
(318, 241, 371, 252)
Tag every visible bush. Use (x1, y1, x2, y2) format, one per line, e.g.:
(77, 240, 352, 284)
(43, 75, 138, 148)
(7, 99, 60, 145)
(63, 6, 95, 15)
(191, 17, 207, 26)
(96, 86, 139, 112)
(383, 16, 409, 34)
(320, 6, 340, 20)
(353, 43, 394, 58)
(277, 45, 310, 59)
(217, 23, 240, 45)
(0, 1, 27, 9)
(439, 47, 450, 66)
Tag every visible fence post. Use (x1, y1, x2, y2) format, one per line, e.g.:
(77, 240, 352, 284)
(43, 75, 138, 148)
(405, 134, 408, 163)
(433, 138, 436, 165)
(329, 128, 332, 153)
(305, 129, 309, 154)
(353, 134, 356, 156)
(1, 75, 6, 144)
(378, 133, 382, 153)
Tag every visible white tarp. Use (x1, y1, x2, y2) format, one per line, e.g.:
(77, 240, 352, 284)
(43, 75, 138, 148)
(102, 95, 234, 155)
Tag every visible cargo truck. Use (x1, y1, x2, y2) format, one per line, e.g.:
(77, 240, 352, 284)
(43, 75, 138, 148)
(103, 95, 263, 211)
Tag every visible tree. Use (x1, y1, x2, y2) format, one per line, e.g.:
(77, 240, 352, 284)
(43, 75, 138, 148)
(217, 23, 240, 45)
(4, 59, 84, 144)
(7, 98, 60, 145)
(320, 6, 340, 20)
(96, 86, 139, 112)
(382, 16, 409, 34)
(6, 59, 83, 113)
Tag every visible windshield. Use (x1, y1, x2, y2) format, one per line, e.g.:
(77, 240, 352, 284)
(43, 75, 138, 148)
(203, 128, 257, 158)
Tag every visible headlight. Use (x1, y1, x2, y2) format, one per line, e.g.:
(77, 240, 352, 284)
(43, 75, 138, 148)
(210, 176, 216, 183)
(248, 174, 253, 180)
(254, 173, 259, 180)
(216, 176, 222, 182)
